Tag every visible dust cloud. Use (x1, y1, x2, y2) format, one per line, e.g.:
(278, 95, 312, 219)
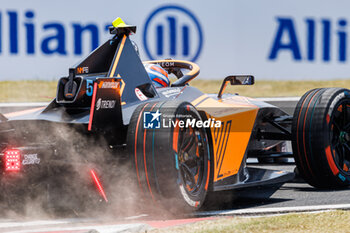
(0, 120, 177, 221)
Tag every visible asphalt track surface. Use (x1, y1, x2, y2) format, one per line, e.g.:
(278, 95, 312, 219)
(1, 98, 350, 232)
(1, 163, 350, 233)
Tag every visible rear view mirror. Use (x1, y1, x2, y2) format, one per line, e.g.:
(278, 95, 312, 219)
(218, 75, 254, 98)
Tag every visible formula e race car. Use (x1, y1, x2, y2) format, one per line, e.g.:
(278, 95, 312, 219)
(0, 18, 350, 213)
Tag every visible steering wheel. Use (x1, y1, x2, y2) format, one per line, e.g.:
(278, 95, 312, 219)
(143, 60, 200, 87)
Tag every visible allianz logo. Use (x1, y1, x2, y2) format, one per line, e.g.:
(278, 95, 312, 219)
(0, 5, 204, 63)
(0, 10, 111, 55)
(0, 5, 204, 62)
(268, 17, 350, 62)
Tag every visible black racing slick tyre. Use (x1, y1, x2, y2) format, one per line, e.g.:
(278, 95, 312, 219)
(292, 88, 350, 188)
(127, 101, 211, 212)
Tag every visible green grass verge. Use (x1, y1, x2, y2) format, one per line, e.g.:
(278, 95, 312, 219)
(191, 79, 350, 97)
(0, 81, 57, 102)
(150, 210, 350, 233)
(1, 79, 350, 102)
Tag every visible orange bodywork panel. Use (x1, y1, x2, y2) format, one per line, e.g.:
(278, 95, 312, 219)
(193, 96, 258, 181)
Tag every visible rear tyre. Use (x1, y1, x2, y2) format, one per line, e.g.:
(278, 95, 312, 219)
(292, 88, 350, 188)
(127, 101, 211, 212)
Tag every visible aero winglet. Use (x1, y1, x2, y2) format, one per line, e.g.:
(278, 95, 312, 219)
(112, 17, 127, 28)
(109, 17, 136, 35)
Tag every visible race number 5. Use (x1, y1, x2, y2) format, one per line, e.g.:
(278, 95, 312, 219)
(86, 79, 93, 96)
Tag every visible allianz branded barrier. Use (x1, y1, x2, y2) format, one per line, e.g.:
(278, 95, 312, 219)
(0, 0, 349, 80)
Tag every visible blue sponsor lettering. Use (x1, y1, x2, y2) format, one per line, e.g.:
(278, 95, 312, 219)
(0, 12, 2, 53)
(41, 23, 67, 55)
(8, 11, 18, 54)
(0, 10, 110, 56)
(269, 17, 349, 62)
(25, 11, 35, 54)
(72, 24, 99, 55)
(268, 18, 302, 61)
(182, 24, 189, 56)
(167, 16, 176, 56)
(338, 19, 347, 62)
(305, 19, 315, 61)
(322, 19, 331, 61)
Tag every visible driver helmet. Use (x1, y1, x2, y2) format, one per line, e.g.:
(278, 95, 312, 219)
(144, 64, 170, 88)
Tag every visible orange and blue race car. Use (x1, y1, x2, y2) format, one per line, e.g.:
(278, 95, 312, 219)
(0, 18, 349, 213)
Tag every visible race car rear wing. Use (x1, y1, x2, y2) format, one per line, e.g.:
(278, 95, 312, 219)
(71, 17, 137, 76)
(56, 17, 155, 105)
(54, 18, 157, 133)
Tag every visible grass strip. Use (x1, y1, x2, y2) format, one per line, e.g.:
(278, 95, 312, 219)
(150, 210, 350, 233)
(1, 79, 350, 102)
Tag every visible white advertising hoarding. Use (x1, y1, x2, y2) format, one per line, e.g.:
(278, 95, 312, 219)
(0, 0, 350, 80)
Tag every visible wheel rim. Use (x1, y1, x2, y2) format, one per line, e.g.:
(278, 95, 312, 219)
(330, 100, 350, 173)
(177, 122, 206, 196)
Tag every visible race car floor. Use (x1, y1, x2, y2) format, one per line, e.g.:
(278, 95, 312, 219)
(1, 163, 350, 233)
(212, 163, 350, 210)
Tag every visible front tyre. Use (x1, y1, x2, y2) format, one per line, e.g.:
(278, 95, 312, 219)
(292, 88, 350, 188)
(127, 101, 210, 212)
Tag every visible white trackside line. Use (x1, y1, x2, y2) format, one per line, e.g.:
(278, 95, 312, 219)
(256, 97, 300, 102)
(0, 97, 300, 112)
(0, 97, 300, 108)
(0, 220, 70, 228)
(0, 102, 48, 107)
(0, 218, 92, 229)
(124, 214, 149, 220)
(7, 223, 150, 233)
(196, 203, 350, 216)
